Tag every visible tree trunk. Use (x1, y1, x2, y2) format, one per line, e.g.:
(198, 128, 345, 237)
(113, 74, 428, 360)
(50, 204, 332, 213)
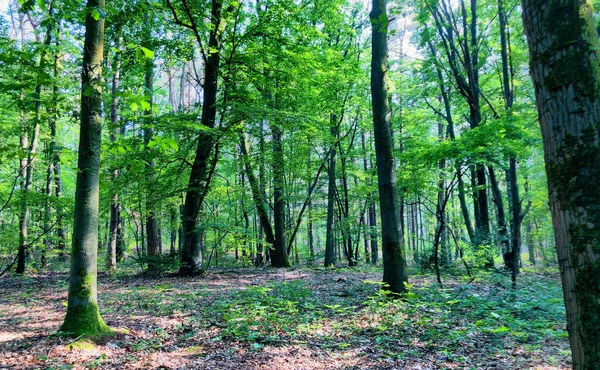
(16, 11, 53, 274)
(307, 152, 315, 264)
(324, 116, 337, 267)
(488, 167, 510, 268)
(47, 16, 66, 261)
(370, 0, 408, 294)
(107, 30, 122, 271)
(143, 35, 160, 271)
(41, 160, 53, 268)
(507, 157, 524, 286)
(239, 131, 276, 252)
(522, 1, 600, 367)
(271, 122, 290, 268)
(179, 0, 223, 276)
(170, 207, 177, 256)
(61, 0, 109, 335)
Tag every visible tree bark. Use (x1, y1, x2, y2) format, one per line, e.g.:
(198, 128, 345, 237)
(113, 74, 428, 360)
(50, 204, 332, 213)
(143, 33, 160, 271)
(307, 151, 315, 264)
(522, 1, 600, 367)
(16, 10, 53, 274)
(239, 132, 275, 249)
(324, 116, 338, 267)
(60, 0, 109, 335)
(179, 0, 223, 275)
(488, 167, 510, 267)
(370, 0, 408, 294)
(270, 121, 290, 267)
(107, 29, 122, 271)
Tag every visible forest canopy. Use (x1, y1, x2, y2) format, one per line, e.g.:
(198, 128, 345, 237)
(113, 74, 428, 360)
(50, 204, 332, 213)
(1, 0, 599, 368)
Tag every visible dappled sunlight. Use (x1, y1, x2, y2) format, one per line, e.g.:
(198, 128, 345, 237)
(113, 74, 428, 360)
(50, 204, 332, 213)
(0, 269, 571, 369)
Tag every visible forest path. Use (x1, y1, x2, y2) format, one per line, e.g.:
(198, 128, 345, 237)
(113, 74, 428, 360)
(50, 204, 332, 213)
(0, 267, 569, 369)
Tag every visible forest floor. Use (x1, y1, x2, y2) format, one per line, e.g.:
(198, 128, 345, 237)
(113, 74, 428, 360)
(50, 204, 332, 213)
(0, 266, 570, 369)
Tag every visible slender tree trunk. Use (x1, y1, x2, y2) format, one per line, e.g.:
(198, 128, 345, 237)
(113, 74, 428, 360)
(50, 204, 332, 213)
(307, 151, 315, 264)
(239, 131, 276, 253)
(170, 207, 177, 256)
(522, 1, 600, 366)
(369, 202, 378, 264)
(41, 160, 53, 268)
(339, 140, 355, 266)
(180, 0, 223, 275)
(324, 116, 337, 267)
(370, 0, 408, 293)
(507, 157, 524, 286)
(433, 121, 448, 267)
(498, 0, 525, 286)
(361, 132, 371, 264)
(16, 11, 53, 273)
(271, 121, 290, 268)
(143, 34, 160, 271)
(61, 0, 109, 335)
(44, 15, 64, 266)
(488, 167, 510, 267)
(107, 30, 122, 271)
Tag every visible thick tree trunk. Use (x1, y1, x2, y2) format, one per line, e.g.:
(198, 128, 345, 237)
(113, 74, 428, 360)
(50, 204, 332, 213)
(61, 0, 109, 335)
(370, 0, 408, 293)
(522, 1, 600, 367)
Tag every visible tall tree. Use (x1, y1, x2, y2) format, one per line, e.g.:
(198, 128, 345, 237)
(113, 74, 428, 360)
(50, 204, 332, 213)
(165, 0, 224, 275)
(370, 0, 408, 293)
(522, 0, 600, 367)
(324, 115, 338, 267)
(107, 26, 122, 270)
(60, 0, 109, 335)
(16, 6, 53, 273)
(142, 25, 160, 271)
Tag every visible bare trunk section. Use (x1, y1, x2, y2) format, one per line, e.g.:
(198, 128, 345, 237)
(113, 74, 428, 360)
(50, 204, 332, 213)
(179, 0, 223, 275)
(488, 167, 510, 267)
(107, 30, 122, 271)
(60, 0, 109, 335)
(271, 121, 290, 268)
(239, 131, 275, 250)
(307, 151, 315, 264)
(324, 116, 338, 267)
(522, 1, 600, 366)
(16, 10, 53, 274)
(370, 0, 408, 293)
(143, 33, 160, 271)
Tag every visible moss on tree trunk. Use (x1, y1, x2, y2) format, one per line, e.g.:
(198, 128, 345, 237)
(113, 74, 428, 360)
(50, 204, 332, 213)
(60, 0, 108, 337)
(522, 0, 600, 367)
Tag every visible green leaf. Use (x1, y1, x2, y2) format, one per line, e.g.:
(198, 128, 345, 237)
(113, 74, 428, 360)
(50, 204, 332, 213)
(140, 47, 155, 59)
(91, 9, 101, 21)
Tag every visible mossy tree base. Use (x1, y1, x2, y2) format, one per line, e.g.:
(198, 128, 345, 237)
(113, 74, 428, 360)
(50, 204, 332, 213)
(60, 302, 110, 336)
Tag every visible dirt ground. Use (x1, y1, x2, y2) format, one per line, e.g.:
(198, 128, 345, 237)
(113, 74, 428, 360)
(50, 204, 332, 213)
(0, 268, 570, 369)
